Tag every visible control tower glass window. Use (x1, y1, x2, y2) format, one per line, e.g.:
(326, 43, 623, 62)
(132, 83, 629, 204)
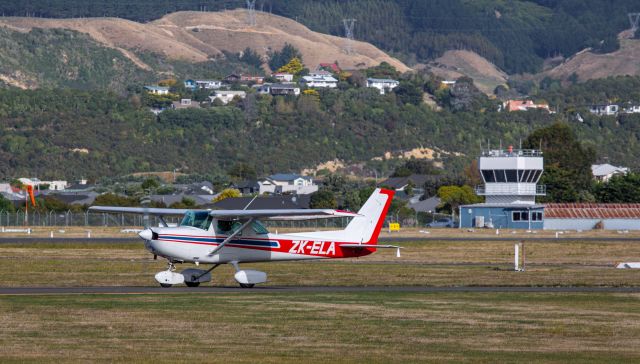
(505, 170, 518, 182)
(482, 170, 495, 183)
(495, 170, 506, 183)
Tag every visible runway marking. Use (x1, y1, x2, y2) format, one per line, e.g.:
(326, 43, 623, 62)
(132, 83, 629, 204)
(1, 286, 640, 295)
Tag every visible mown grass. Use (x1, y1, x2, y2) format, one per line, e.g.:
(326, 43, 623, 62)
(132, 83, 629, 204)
(1, 292, 640, 363)
(1, 240, 640, 287)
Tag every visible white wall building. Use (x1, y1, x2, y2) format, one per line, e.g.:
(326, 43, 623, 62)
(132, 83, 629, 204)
(366, 78, 399, 94)
(589, 104, 619, 116)
(144, 86, 170, 95)
(258, 174, 318, 195)
(195, 80, 223, 89)
(18, 178, 68, 191)
(273, 73, 294, 82)
(209, 91, 247, 105)
(591, 163, 629, 182)
(300, 72, 338, 88)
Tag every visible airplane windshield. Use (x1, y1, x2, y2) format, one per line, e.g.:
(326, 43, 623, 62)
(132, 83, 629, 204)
(180, 211, 213, 230)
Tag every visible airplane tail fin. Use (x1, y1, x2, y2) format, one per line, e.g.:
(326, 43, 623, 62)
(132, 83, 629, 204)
(342, 188, 395, 244)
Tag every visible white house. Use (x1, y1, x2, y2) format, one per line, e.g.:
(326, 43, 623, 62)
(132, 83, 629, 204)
(195, 80, 223, 89)
(273, 73, 294, 82)
(366, 78, 400, 95)
(209, 90, 247, 105)
(592, 164, 629, 182)
(623, 105, 640, 114)
(589, 104, 619, 116)
(144, 86, 170, 95)
(18, 178, 68, 191)
(258, 174, 318, 195)
(300, 72, 338, 88)
(269, 83, 300, 96)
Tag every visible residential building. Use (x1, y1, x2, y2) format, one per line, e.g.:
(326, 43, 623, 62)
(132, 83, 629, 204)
(317, 63, 341, 73)
(589, 104, 619, 116)
(184, 79, 197, 91)
(409, 196, 441, 213)
(623, 104, 640, 114)
(300, 72, 338, 88)
(232, 180, 261, 195)
(503, 100, 551, 113)
(591, 163, 629, 182)
(18, 178, 68, 191)
(171, 99, 201, 110)
(259, 174, 318, 195)
(224, 74, 264, 84)
(378, 174, 440, 195)
(212, 194, 311, 210)
(195, 80, 223, 89)
(366, 78, 400, 95)
(224, 74, 241, 83)
(269, 83, 300, 96)
(273, 73, 294, 82)
(209, 90, 247, 105)
(441, 80, 456, 87)
(144, 86, 170, 95)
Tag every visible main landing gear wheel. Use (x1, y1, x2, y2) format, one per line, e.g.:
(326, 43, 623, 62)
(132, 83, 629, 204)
(185, 281, 201, 287)
(239, 283, 255, 288)
(160, 283, 172, 288)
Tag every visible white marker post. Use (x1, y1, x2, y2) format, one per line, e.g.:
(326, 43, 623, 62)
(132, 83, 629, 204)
(514, 243, 520, 271)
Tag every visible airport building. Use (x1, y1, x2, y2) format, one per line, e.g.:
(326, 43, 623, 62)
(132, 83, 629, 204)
(459, 147, 545, 229)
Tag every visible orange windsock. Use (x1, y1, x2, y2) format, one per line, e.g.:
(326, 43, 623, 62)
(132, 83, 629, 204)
(26, 185, 36, 207)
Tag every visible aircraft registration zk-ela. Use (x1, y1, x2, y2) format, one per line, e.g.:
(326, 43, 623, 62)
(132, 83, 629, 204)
(89, 188, 400, 288)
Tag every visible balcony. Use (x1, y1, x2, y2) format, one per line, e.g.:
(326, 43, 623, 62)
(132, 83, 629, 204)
(475, 184, 546, 196)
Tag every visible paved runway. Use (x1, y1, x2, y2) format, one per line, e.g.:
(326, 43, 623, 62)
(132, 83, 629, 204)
(1, 285, 639, 295)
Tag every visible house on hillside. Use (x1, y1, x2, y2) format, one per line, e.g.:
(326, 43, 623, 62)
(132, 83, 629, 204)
(366, 78, 400, 95)
(300, 72, 338, 88)
(144, 86, 170, 95)
(231, 180, 261, 195)
(171, 99, 201, 110)
(589, 104, 619, 116)
(270, 83, 300, 96)
(185, 80, 223, 90)
(212, 194, 311, 210)
(224, 74, 264, 84)
(503, 100, 551, 113)
(591, 163, 629, 182)
(273, 73, 294, 82)
(378, 174, 440, 196)
(258, 174, 318, 195)
(209, 90, 247, 105)
(317, 63, 341, 73)
(623, 104, 640, 114)
(18, 178, 68, 191)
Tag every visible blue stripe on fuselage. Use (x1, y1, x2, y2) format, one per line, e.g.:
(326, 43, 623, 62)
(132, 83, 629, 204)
(159, 235, 279, 248)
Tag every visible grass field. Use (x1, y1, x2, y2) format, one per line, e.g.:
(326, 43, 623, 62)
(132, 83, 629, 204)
(2, 238, 640, 362)
(1, 292, 640, 362)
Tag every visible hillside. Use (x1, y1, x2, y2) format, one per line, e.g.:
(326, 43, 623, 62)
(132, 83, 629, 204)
(425, 50, 508, 95)
(543, 32, 640, 82)
(0, 10, 409, 74)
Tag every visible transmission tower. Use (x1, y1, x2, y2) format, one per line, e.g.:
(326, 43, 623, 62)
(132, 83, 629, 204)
(630, 13, 640, 33)
(246, 0, 257, 27)
(343, 18, 356, 54)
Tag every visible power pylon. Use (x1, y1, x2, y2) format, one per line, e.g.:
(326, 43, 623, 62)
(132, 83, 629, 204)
(343, 18, 356, 54)
(247, 0, 257, 27)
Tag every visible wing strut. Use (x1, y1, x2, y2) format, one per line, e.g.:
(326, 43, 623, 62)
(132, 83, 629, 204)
(207, 218, 254, 256)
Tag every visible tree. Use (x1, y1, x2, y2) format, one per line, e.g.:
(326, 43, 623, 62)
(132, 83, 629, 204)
(0, 194, 15, 212)
(141, 178, 160, 191)
(228, 163, 257, 180)
(594, 173, 640, 203)
(240, 47, 263, 68)
(268, 43, 302, 71)
(213, 188, 241, 203)
(437, 185, 482, 214)
(309, 189, 337, 209)
(392, 159, 440, 177)
(276, 57, 304, 75)
(523, 122, 596, 202)
(394, 81, 423, 106)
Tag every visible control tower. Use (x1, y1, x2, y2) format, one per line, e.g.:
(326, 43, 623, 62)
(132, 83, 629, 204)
(476, 146, 545, 204)
(459, 146, 546, 229)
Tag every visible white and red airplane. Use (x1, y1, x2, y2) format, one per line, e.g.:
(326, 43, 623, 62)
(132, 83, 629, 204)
(89, 188, 400, 288)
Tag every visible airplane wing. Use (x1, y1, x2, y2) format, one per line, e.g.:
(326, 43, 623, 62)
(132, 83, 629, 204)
(88, 206, 193, 215)
(88, 206, 359, 220)
(208, 209, 360, 220)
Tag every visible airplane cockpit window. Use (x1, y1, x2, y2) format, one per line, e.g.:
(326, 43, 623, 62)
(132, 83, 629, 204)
(217, 220, 243, 235)
(251, 220, 269, 235)
(180, 211, 213, 230)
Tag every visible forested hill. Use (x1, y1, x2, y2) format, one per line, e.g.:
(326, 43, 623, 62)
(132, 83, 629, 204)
(2, 80, 640, 181)
(1, 0, 637, 74)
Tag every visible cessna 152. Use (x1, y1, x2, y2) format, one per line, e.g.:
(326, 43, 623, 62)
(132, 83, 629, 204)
(89, 188, 400, 288)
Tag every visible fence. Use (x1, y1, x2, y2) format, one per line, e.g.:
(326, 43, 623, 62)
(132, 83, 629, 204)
(0, 211, 456, 229)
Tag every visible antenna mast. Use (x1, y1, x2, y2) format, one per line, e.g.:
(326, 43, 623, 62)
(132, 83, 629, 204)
(343, 18, 356, 54)
(629, 13, 640, 33)
(246, 0, 257, 27)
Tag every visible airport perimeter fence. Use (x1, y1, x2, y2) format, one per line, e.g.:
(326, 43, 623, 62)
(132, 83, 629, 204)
(0, 211, 453, 229)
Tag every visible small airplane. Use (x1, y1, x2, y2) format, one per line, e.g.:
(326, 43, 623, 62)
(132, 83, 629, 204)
(89, 188, 400, 288)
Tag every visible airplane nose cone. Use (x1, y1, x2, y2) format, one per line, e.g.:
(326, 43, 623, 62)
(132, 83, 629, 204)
(139, 229, 153, 241)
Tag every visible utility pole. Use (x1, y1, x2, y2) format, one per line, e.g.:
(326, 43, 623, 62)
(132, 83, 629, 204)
(629, 12, 640, 36)
(343, 18, 356, 54)
(246, 0, 257, 27)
